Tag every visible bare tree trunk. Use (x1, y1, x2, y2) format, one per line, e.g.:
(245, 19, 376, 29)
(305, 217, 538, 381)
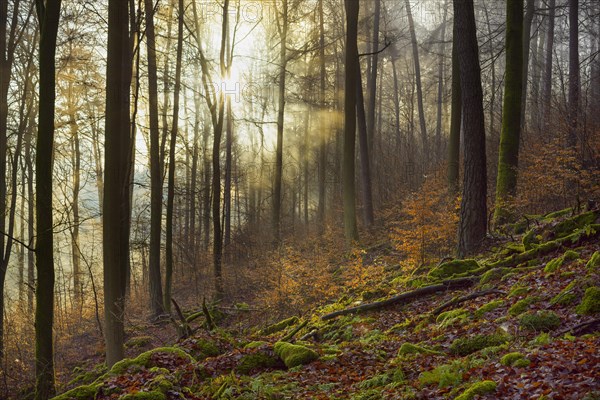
(165, 0, 184, 312)
(103, 0, 132, 368)
(68, 83, 82, 307)
(520, 0, 536, 130)
(343, 0, 359, 242)
(435, 0, 449, 163)
(34, 0, 61, 395)
(448, 19, 461, 194)
(405, 0, 428, 165)
(366, 0, 381, 155)
(566, 0, 579, 150)
(542, 0, 556, 131)
(356, 70, 374, 226)
(317, 0, 327, 233)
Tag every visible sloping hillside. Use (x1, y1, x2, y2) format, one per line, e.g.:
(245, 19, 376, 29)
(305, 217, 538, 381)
(54, 209, 600, 399)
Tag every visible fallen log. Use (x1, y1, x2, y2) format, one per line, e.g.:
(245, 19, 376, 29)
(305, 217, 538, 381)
(554, 318, 600, 337)
(321, 277, 479, 321)
(430, 289, 505, 316)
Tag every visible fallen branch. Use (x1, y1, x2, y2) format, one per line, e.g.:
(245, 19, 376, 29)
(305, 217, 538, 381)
(430, 289, 505, 316)
(554, 318, 600, 337)
(321, 277, 479, 321)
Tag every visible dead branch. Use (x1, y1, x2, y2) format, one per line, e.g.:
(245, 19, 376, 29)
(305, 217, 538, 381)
(554, 318, 600, 337)
(430, 289, 505, 316)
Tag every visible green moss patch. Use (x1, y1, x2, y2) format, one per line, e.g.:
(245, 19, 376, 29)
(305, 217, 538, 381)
(508, 286, 530, 298)
(260, 316, 299, 336)
(455, 380, 497, 400)
(398, 343, 442, 356)
(552, 211, 599, 238)
(273, 341, 318, 368)
(120, 392, 166, 400)
(436, 308, 469, 328)
(110, 347, 195, 375)
(418, 360, 466, 388)
(428, 259, 480, 279)
(475, 300, 504, 318)
(52, 384, 99, 400)
(236, 353, 279, 375)
(508, 296, 539, 316)
(449, 334, 510, 356)
(519, 311, 561, 332)
(500, 352, 530, 367)
(586, 251, 600, 271)
(125, 336, 153, 348)
(576, 287, 600, 315)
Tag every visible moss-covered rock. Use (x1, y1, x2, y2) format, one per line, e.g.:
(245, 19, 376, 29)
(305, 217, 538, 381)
(550, 282, 578, 306)
(553, 211, 599, 238)
(576, 287, 600, 315)
(244, 341, 268, 349)
(449, 334, 510, 356)
(480, 268, 510, 284)
(51, 384, 99, 400)
(455, 380, 497, 400)
(544, 256, 564, 274)
(500, 352, 530, 367)
(508, 296, 539, 316)
(519, 311, 561, 332)
(273, 341, 318, 368)
(236, 353, 279, 374)
(508, 286, 530, 298)
(418, 360, 465, 388)
(475, 300, 504, 318)
(120, 392, 166, 400)
(398, 343, 442, 356)
(522, 229, 540, 251)
(428, 259, 480, 279)
(125, 336, 153, 348)
(67, 364, 107, 387)
(436, 308, 469, 328)
(110, 347, 195, 375)
(586, 252, 600, 272)
(260, 316, 299, 336)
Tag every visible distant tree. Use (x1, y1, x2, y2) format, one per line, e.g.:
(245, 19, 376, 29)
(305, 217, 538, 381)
(103, 0, 132, 367)
(34, 0, 61, 397)
(494, 0, 524, 225)
(567, 0, 579, 151)
(541, 0, 556, 129)
(343, 0, 359, 241)
(454, 0, 488, 256)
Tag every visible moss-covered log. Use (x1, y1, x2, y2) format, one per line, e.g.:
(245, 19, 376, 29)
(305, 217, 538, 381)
(321, 277, 478, 321)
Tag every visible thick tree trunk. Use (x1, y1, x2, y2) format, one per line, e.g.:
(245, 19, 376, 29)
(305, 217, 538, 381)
(144, 0, 164, 318)
(356, 71, 374, 227)
(454, 0, 488, 257)
(103, 0, 131, 368)
(34, 0, 61, 396)
(494, 0, 524, 225)
(343, 0, 359, 242)
(520, 0, 535, 130)
(366, 0, 381, 156)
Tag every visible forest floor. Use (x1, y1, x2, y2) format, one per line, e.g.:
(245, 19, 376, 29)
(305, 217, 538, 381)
(52, 208, 600, 399)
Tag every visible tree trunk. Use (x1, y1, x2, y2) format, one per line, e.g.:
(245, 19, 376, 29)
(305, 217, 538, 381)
(494, 0, 524, 225)
(366, 0, 381, 156)
(317, 0, 327, 233)
(435, 0, 449, 163)
(566, 0, 579, 150)
(34, 0, 61, 396)
(164, 0, 184, 313)
(273, 0, 288, 244)
(144, 0, 164, 318)
(356, 70, 374, 226)
(103, 0, 132, 367)
(454, 0, 488, 257)
(541, 0, 556, 131)
(405, 0, 428, 165)
(447, 18, 461, 194)
(520, 0, 535, 130)
(343, 0, 359, 242)
(68, 84, 82, 307)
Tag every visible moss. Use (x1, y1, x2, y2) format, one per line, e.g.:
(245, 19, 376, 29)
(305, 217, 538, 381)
(454, 380, 497, 400)
(480, 267, 510, 284)
(357, 369, 404, 389)
(586, 252, 600, 271)
(193, 339, 220, 358)
(428, 259, 480, 279)
(500, 352, 527, 366)
(418, 361, 465, 388)
(513, 358, 531, 367)
(522, 229, 540, 251)
(51, 384, 99, 400)
(236, 353, 279, 375)
(550, 282, 578, 306)
(398, 343, 442, 356)
(244, 341, 268, 349)
(531, 332, 551, 346)
(519, 311, 561, 332)
(436, 308, 469, 328)
(576, 287, 600, 315)
(120, 392, 166, 400)
(508, 286, 529, 298)
(109, 347, 195, 375)
(475, 300, 504, 318)
(125, 336, 153, 348)
(273, 342, 318, 368)
(553, 211, 598, 237)
(508, 296, 539, 316)
(261, 316, 299, 336)
(68, 364, 107, 387)
(449, 334, 509, 356)
(563, 250, 580, 261)
(544, 256, 564, 274)
(544, 208, 572, 219)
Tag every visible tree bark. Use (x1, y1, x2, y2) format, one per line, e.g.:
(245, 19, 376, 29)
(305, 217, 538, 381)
(520, 0, 535, 130)
(103, 0, 132, 367)
(34, 0, 61, 396)
(343, 0, 359, 242)
(144, 0, 165, 318)
(366, 0, 381, 156)
(566, 0, 579, 150)
(447, 19, 461, 195)
(494, 0, 524, 225)
(541, 0, 556, 131)
(454, 0, 488, 257)
(356, 70, 374, 227)
(435, 0, 449, 163)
